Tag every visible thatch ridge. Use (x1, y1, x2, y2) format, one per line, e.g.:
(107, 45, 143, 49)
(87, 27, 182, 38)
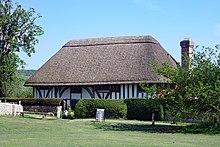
(63, 35, 159, 47)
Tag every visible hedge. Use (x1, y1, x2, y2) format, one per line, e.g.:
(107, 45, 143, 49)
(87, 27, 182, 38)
(74, 99, 127, 119)
(0, 98, 63, 106)
(124, 98, 164, 121)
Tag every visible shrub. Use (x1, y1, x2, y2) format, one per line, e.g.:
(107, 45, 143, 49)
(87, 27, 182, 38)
(124, 98, 164, 121)
(61, 109, 75, 119)
(74, 99, 127, 119)
(178, 123, 220, 134)
(0, 98, 63, 106)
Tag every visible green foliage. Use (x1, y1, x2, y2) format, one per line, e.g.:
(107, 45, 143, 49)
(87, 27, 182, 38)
(178, 124, 220, 134)
(0, 0, 43, 97)
(0, 54, 20, 97)
(153, 45, 220, 124)
(61, 109, 75, 119)
(15, 87, 32, 98)
(189, 45, 220, 124)
(18, 69, 36, 77)
(139, 83, 157, 98)
(159, 104, 164, 121)
(5, 76, 33, 98)
(74, 99, 127, 119)
(124, 98, 164, 121)
(0, 98, 63, 106)
(11, 76, 32, 98)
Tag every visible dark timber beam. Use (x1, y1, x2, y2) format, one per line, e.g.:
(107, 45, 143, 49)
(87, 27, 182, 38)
(59, 87, 69, 97)
(46, 87, 53, 98)
(83, 86, 94, 98)
(36, 87, 42, 98)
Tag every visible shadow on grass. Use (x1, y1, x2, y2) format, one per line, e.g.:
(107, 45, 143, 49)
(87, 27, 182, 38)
(91, 122, 183, 133)
(21, 115, 58, 121)
(92, 121, 220, 134)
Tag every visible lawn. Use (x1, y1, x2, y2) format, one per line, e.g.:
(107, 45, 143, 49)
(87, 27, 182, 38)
(0, 115, 219, 147)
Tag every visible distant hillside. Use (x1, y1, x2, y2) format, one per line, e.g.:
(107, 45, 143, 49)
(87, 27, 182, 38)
(18, 69, 36, 77)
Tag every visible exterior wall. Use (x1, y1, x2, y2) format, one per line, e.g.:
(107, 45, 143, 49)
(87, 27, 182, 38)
(62, 87, 70, 99)
(33, 84, 148, 100)
(33, 84, 153, 108)
(71, 93, 81, 99)
(82, 87, 92, 98)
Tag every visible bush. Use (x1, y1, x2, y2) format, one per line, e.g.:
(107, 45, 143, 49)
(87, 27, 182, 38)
(124, 98, 164, 121)
(178, 123, 220, 134)
(61, 109, 75, 119)
(0, 98, 63, 106)
(74, 99, 127, 119)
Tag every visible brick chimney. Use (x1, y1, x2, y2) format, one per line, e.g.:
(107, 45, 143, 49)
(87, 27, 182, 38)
(180, 38, 195, 69)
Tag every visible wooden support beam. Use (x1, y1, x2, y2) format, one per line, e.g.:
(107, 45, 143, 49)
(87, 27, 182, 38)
(83, 86, 94, 98)
(59, 87, 69, 97)
(46, 87, 53, 98)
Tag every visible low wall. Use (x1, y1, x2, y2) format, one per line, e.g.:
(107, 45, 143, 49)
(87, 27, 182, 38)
(0, 102, 23, 116)
(23, 106, 62, 118)
(23, 106, 60, 114)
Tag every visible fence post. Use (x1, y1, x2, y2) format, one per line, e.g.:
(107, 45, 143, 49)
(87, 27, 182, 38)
(152, 112, 155, 125)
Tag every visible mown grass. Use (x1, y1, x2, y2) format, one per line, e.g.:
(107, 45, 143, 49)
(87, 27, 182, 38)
(0, 115, 219, 147)
(93, 120, 220, 135)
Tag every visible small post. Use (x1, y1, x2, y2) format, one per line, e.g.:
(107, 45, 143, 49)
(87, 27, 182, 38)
(152, 112, 155, 125)
(63, 100, 66, 110)
(57, 106, 62, 118)
(12, 105, 15, 116)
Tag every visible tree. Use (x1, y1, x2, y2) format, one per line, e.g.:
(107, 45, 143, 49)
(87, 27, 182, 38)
(13, 76, 32, 98)
(189, 45, 220, 124)
(0, 0, 43, 97)
(152, 45, 220, 125)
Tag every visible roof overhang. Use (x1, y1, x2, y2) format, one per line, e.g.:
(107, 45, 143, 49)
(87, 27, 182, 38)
(24, 80, 171, 87)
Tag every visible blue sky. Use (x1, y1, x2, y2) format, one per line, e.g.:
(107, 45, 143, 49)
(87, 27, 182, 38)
(17, 0, 220, 69)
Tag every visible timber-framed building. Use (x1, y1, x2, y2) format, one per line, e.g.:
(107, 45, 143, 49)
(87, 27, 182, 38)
(25, 35, 178, 106)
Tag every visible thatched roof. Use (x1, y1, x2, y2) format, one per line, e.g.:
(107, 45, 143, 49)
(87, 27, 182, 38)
(25, 35, 177, 86)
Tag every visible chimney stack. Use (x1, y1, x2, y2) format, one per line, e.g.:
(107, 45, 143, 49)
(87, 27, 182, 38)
(180, 38, 195, 69)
